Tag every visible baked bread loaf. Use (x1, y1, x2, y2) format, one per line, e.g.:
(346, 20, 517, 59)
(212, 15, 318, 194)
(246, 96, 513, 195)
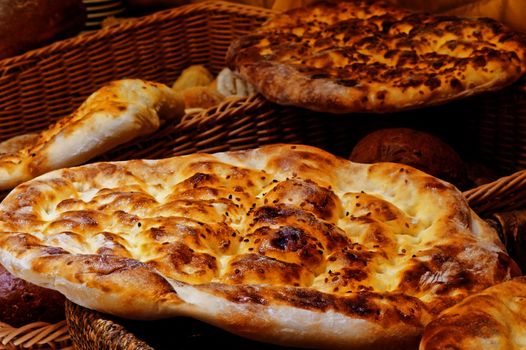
(171, 65, 256, 112)
(172, 65, 214, 91)
(0, 0, 86, 60)
(172, 65, 225, 111)
(227, 0, 526, 113)
(0, 79, 184, 191)
(420, 277, 526, 350)
(182, 87, 225, 109)
(0, 264, 64, 327)
(216, 68, 257, 97)
(0, 144, 517, 349)
(350, 128, 468, 189)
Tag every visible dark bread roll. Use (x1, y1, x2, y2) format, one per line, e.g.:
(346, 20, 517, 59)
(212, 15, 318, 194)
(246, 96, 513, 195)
(0, 263, 65, 327)
(350, 128, 468, 189)
(0, 0, 86, 60)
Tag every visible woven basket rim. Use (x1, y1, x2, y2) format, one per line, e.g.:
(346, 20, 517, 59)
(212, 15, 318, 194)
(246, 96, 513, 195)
(0, 1, 275, 75)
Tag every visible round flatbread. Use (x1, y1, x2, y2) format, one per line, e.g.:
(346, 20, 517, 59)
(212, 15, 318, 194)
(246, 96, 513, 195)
(227, 0, 526, 113)
(0, 144, 518, 349)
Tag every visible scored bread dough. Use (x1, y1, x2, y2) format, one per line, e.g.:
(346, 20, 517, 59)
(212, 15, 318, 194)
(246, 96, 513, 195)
(0, 79, 184, 190)
(0, 144, 518, 349)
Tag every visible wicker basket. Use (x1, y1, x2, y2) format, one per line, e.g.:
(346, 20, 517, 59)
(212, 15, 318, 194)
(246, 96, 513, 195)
(0, 321, 70, 350)
(0, 1, 525, 349)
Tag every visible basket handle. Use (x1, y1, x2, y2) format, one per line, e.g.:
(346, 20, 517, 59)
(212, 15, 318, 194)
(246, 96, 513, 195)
(463, 169, 526, 214)
(486, 210, 526, 273)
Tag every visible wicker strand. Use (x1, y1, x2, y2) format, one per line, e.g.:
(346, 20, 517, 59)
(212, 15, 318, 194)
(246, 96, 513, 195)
(464, 169, 526, 214)
(0, 321, 69, 350)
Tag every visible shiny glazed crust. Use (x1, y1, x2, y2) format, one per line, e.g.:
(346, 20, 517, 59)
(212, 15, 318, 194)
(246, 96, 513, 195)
(0, 144, 517, 349)
(0, 79, 184, 190)
(227, 0, 526, 113)
(420, 277, 526, 350)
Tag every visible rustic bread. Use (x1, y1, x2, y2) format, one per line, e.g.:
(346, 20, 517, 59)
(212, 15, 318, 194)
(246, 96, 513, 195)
(0, 79, 184, 191)
(350, 128, 468, 189)
(227, 0, 526, 113)
(0, 144, 517, 349)
(0, 0, 85, 60)
(0, 133, 39, 156)
(0, 264, 64, 327)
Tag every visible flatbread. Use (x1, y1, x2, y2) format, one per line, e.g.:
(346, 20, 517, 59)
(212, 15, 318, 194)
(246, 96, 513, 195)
(420, 277, 526, 350)
(0, 144, 518, 349)
(0, 79, 184, 190)
(227, 0, 526, 113)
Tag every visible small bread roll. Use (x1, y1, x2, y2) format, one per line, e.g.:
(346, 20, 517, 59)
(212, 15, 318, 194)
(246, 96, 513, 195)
(182, 86, 225, 109)
(172, 65, 214, 91)
(216, 68, 256, 97)
(0, 264, 65, 327)
(350, 128, 468, 189)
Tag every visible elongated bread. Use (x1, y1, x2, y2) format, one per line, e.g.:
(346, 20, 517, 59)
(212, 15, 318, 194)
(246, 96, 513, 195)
(0, 79, 184, 190)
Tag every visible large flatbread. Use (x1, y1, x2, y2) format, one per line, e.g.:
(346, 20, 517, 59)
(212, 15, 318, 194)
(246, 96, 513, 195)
(0, 79, 183, 190)
(0, 144, 518, 349)
(227, 0, 526, 113)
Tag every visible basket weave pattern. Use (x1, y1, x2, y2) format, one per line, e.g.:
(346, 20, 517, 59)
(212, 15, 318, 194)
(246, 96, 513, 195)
(0, 2, 273, 142)
(66, 303, 152, 350)
(0, 321, 70, 350)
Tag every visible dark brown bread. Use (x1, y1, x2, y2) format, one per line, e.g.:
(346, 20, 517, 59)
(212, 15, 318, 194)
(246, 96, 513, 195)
(0, 0, 86, 60)
(350, 128, 468, 189)
(0, 264, 65, 327)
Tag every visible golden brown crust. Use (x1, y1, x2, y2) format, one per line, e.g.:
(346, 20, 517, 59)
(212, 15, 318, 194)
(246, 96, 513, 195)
(227, 0, 526, 113)
(0, 144, 516, 348)
(0, 133, 39, 155)
(420, 277, 526, 350)
(0, 79, 184, 191)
